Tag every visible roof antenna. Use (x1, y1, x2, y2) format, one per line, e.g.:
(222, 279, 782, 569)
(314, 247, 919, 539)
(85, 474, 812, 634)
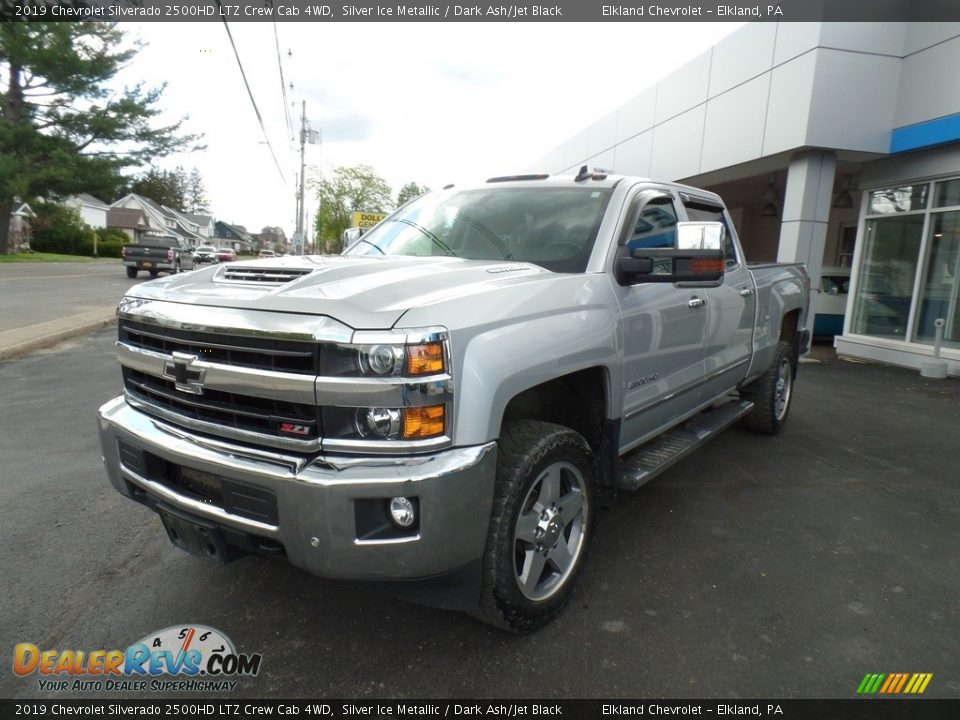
(574, 165, 591, 182)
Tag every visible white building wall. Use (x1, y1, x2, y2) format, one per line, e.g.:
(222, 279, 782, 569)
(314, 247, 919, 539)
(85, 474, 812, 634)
(530, 22, 960, 182)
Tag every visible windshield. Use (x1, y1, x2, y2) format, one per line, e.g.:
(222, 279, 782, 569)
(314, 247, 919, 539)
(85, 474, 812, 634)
(343, 186, 613, 273)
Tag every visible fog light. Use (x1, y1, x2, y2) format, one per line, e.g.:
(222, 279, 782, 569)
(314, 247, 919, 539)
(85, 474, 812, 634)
(389, 497, 416, 528)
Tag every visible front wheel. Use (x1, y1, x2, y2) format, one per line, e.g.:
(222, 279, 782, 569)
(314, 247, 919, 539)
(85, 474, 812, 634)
(741, 339, 795, 435)
(476, 420, 597, 633)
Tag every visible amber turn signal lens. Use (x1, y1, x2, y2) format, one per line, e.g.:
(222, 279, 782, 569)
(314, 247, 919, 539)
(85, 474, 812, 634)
(689, 258, 725, 273)
(406, 343, 444, 375)
(401, 405, 445, 439)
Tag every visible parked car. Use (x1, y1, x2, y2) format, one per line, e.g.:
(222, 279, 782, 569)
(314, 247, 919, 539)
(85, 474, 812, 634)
(216, 248, 237, 262)
(258, 249, 277, 258)
(121, 241, 194, 278)
(99, 170, 810, 633)
(193, 245, 219, 265)
(813, 267, 850, 337)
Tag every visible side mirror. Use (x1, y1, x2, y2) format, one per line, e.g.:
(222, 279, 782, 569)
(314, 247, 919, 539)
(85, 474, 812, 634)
(617, 221, 726, 284)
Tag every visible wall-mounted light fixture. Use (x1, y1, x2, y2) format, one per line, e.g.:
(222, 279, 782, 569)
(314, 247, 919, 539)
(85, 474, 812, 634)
(760, 173, 779, 217)
(833, 175, 854, 209)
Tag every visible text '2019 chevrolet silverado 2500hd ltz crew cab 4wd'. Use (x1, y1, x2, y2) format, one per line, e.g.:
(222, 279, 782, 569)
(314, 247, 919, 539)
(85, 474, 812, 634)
(98, 170, 810, 633)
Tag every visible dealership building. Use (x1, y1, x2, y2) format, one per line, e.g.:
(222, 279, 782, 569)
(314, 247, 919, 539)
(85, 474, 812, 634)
(529, 22, 960, 376)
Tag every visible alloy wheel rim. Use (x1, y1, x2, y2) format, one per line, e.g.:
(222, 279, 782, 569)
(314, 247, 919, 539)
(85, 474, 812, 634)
(774, 357, 792, 421)
(512, 460, 588, 601)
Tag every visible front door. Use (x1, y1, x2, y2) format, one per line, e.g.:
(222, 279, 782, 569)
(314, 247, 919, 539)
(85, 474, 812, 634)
(615, 191, 710, 454)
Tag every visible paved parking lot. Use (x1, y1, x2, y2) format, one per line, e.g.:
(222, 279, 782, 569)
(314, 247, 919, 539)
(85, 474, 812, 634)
(0, 331, 957, 700)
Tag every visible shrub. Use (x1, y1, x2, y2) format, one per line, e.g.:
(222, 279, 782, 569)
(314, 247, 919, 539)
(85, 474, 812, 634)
(29, 203, 88, 255)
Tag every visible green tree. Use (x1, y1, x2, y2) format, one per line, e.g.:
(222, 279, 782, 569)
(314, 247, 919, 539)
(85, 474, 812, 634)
(312, 165, 392, 253)
(0, 21, 202, 253)
(397, 181, 429, 207)
(185, 167, 209, 214)
(130, 167, 187, 210)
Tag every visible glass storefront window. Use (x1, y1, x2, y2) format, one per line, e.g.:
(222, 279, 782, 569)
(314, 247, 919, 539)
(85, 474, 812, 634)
(867, 185, 929, 214)
(850, 214, 924, 338)
(934, 179, 960, 208)
(914, 211, 960, 347)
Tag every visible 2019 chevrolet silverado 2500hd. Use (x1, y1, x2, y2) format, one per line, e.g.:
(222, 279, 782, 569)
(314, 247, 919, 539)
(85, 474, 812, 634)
(98, 170, 810, 633)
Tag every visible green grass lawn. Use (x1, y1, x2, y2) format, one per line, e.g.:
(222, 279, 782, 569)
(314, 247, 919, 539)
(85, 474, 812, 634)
(0, 252, 105, 263)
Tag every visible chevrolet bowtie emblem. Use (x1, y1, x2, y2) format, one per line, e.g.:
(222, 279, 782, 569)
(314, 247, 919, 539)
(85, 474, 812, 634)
(164, 351, 207, 395)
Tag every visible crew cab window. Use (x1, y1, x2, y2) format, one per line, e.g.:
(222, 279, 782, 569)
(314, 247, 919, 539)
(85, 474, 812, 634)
(683, 201, 738, 267)
(627, 196, 678, 250)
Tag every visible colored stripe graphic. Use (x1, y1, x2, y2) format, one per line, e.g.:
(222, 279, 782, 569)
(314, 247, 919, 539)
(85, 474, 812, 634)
(857, 673, 932, 694)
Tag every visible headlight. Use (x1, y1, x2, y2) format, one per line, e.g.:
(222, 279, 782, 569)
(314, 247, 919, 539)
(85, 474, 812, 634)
(359, 345, 405, 376)
(321, 328, 449, 378)
(354, 405, 445, 440)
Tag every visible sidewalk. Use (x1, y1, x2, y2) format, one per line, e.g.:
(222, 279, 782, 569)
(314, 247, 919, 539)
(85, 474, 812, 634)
(0, 307, 118, 360)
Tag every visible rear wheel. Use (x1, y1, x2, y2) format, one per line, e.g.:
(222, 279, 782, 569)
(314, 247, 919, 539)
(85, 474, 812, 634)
(126, 267, 137, 279)
(741, 340, 795, 435)
(476, 420, 597, 633)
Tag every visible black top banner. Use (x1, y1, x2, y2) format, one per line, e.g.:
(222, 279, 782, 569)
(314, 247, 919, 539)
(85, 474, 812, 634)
(4, 0, 960, 22)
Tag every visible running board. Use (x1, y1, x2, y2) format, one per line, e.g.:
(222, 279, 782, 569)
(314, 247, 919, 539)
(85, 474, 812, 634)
(617, 399, 754, 491)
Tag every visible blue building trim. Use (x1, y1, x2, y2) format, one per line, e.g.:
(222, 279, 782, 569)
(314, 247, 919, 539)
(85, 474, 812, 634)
(891, 113, 960, 153)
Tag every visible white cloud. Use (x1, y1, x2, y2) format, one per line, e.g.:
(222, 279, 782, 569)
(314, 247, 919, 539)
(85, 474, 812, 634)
(120, 21, 743, 234)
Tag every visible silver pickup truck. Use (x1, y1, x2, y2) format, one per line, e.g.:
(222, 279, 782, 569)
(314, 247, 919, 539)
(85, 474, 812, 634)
(98, 171, 810, 633)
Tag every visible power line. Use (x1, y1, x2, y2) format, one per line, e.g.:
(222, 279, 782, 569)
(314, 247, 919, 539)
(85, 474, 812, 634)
(269, 5, 295, 141)
(216, 3, 288, 185)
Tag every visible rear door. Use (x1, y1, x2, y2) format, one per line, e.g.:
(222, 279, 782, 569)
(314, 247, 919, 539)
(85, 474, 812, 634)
(614, 189, 710, 454)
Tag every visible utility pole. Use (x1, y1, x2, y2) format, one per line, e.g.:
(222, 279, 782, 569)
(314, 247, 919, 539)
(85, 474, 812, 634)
(296, 100, 306, 255)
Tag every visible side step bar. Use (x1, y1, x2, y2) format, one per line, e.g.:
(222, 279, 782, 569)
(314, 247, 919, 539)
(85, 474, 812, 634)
(617, 399, 754, 491)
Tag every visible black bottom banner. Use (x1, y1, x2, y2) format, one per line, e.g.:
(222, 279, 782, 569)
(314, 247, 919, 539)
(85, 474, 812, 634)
(2, 699, 960, 720)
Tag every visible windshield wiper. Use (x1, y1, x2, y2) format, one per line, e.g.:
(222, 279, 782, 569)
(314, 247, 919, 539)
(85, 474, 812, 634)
(457, 212, 513, 260)
(393, 218, 456, 256)
(351, 237, 386, 255)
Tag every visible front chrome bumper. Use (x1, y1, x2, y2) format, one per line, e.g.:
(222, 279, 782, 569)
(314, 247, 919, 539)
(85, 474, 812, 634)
(97, 396, 496, 581)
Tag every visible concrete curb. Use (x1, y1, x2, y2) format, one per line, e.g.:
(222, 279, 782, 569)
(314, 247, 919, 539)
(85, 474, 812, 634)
(0, 307, 117, 361)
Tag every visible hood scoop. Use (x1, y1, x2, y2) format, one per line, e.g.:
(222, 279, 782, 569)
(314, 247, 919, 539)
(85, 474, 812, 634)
(215, 265, 314, 284)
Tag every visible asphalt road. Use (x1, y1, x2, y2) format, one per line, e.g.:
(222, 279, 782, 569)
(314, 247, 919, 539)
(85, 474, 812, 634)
(0, 260, 144, 333)
(1, 330, 958, 700)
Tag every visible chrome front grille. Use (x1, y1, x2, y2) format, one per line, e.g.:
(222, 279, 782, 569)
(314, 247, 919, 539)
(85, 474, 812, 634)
(123, 368, 319, 442)
(119, 319, 317, 375)
(117, 317, 322, 451)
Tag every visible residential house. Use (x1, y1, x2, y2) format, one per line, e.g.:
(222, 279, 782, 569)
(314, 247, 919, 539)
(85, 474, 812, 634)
(253, 225, 288, 253)
(109, 194, 204, 248)
(105, 207, 152, 243)
(184, 213, 215, 241)
(214, 221, 254, 253)
(63, 193, 109, 229)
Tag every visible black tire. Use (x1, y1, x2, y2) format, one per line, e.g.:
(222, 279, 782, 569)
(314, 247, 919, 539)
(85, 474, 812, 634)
(476, 420, 597, 633)
(173, 260, 181, 274)
(126, 266, 137, 279)
(741, 340, 795, 435)
(148, 269, 159, 278)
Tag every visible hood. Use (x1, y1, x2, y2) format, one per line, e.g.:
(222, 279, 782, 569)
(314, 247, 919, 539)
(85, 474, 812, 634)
(126, 254, 553, 330)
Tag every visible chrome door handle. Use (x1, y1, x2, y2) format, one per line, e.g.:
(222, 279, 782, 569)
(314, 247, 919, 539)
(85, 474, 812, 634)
(688, 297, 707, 309)
(739, 287, 755, 297)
